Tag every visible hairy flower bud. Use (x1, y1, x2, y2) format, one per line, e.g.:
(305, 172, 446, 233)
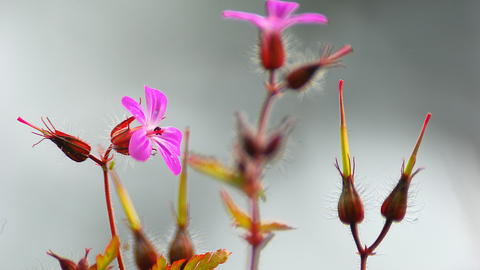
(382, 113, 431, 222)
(169, 227, 194, 264)
(236, 112, 295, 163)
(18, 117, 91, 162)
(110, 116, 137, 155)
(134, 229, 159, 270)
(336, 161, 365, 224)
(380, 169, 417, 222)
(47, 248, 91, 270)
(285, 63, 320, 89)
(260, 32, 284, 70)
(285, 45, 353, 91)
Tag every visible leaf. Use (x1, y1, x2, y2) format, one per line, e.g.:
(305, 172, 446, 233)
(260, 221, 294, 233)
(109, 168, 142, 231)
(188, 153, 244, 189)
(221, 189, 251, 230)
(183, 249, 231, 270)
(94, 235, 120, 270)
(151, 256, 168, 270)
(170, 259, 187, 270)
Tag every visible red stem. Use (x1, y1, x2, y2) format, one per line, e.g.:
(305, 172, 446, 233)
(249, 196, 261, 270)
(89, 153, 125, 270)
(351, 219, 393, 270)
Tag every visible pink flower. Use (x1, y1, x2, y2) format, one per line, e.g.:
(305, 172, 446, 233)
(222, 0, 328, 33)
(122, 85, 182, 175)
(222, 0, 327, 70)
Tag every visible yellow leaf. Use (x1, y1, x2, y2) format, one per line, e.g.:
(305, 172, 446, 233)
(221, 189, 251, 230)
(95, 235, 120, 270)
(260, 221, 294, 233)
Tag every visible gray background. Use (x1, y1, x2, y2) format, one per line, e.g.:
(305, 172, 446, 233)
(1, 0, 480, 269)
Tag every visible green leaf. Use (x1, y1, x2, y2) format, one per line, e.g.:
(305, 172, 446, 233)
(183, 249, 231, 270)
(94, 235, 120, 270)
(221, 189, 251, 230)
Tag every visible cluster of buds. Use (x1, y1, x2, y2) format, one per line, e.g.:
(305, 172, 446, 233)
(47, 236, 119, 270)
(335, 80, 431, 269)
(335, 80, 431, 226)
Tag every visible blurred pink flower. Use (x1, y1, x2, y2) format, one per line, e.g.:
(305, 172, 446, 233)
(122, 85, 182, 175)
(222, 0, 327, 33)
(223, 0, 327, 70)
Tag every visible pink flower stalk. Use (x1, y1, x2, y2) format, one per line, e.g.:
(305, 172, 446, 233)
(122, 85, 182, 175)
(223, 0, 328, 70)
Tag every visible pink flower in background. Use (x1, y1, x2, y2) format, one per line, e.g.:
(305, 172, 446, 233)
(222, 0, 328, 33)
(122, 85, 182, 175)
(222, 0, 327, 70)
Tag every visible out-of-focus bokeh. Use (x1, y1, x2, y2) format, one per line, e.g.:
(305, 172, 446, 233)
(1, 1, 479, 269)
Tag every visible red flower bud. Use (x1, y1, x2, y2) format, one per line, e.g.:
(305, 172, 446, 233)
(236, 112, 294, 163)
(336, 160, 364, 224)
(260, 31, 284, 70)
(381, 164, 424, 222)
(47, 248, 91, 270)
(169, 227, 194, 264)
(285, 44, 353, 91)
(285, 63, 319, 90)
(18, 117, 91, 162)
(382, 113, 431, 222)
(110, 116, 137, 155)
(133, 229, 159, 270)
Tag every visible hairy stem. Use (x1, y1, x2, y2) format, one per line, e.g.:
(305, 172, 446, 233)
(249, 196, 261, 270)
(89, 153, 125, 270)
(102, 167, 126, 270)
(368, 219, 393, 252)
(354, 219, 393, 270)
(350, 223, 364, 254)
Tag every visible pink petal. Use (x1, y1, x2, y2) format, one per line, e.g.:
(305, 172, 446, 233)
(151, 127, 182, 175)
(129, 129, 152, 162)
(151, 127, 182, 156)
(155, 141, 182, 175)
(122, 96, 147, 126)
(222, 10, 266, 29)
(144, 85, 168, 128)
(287, 13, 328, 26)
(266, 0, 299, 19)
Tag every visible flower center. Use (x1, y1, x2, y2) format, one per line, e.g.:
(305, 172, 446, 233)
(147, 127, 164, 136)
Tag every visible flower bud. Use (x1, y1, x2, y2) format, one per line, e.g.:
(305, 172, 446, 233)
(381, 171, 411, 222)
(169, 227, 194, 264)
(260, 31, 284, 70)
(336, 80, 364, 224)
(18, 117, 91, 162)
(47, 248, 91, 270)
(133, 229, 159, 270)
(382, 113, 431, 222)
(110, 116, 137, 155)
(336, 163, 365, 224)
(285, 45, 353, 91)
(285, 64, 319, 89)
(236, 112, 295, 163)
(263, 116, 295, 163)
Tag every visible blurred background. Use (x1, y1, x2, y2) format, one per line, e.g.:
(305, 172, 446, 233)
(1, 0, 480, 269)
